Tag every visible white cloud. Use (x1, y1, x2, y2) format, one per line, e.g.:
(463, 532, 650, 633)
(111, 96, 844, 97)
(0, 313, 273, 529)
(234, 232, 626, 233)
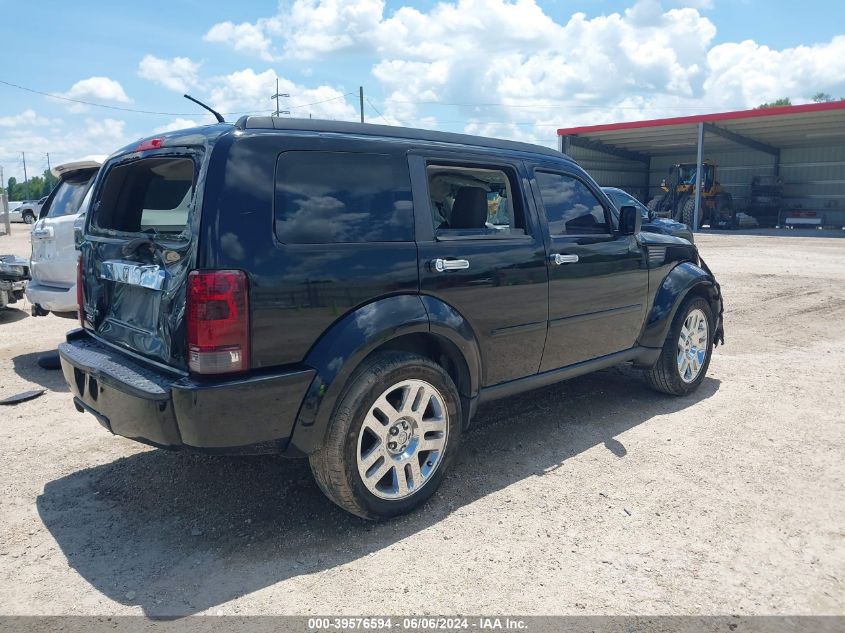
(704, 36, 845, 109)
(206, 68, 358, 120)
(60, 76, 130, 108)
(138, 55, 201, 93)
(152, 117, 217, 134)
(200, 0, 845, 147)
(203, 20, 279, 61)
(0, 117, 129, 181)
(0, 110, 60, 128)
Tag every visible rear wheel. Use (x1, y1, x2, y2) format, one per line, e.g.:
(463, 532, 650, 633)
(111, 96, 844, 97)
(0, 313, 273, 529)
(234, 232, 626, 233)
(644, 296, 713, 396)
(309, 351, 461, 520)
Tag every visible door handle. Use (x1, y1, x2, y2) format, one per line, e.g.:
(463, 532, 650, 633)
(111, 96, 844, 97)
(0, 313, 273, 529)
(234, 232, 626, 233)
(550, 253, 579, 265)
(431, 258, 470, 272)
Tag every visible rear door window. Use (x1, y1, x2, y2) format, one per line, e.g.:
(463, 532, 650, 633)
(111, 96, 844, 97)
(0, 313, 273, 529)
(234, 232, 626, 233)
(274, 151, 413, 244)
(92, 157, 195, 236)
(426, 164, 525, 237)
(44, 171, 96, 219)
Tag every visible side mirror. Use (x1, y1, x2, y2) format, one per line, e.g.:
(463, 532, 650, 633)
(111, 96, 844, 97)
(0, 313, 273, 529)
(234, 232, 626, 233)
(619, 205, 641, 236)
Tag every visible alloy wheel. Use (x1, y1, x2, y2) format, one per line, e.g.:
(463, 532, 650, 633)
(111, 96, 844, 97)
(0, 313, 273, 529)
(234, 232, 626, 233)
(677, 308, 708, 383)
(356, 379, 448, 500)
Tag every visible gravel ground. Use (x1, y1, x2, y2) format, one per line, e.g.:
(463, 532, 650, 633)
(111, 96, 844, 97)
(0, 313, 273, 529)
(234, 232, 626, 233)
(0, 222, 843, 616)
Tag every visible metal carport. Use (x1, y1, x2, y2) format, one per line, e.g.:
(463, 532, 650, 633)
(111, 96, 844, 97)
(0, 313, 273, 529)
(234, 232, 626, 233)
(557, 100, 845, 231)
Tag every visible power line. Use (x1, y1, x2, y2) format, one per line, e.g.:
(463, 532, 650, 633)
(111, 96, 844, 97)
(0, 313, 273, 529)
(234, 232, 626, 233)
(365, 97, 395, 126)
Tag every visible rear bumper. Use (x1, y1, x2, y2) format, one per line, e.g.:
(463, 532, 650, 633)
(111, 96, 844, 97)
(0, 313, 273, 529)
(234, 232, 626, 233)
(59, 330, 315, 453)
(26, 279, 77, 314)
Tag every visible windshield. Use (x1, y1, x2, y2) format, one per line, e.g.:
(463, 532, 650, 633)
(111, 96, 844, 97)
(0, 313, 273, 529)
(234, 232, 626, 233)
(44, 170, 97, 219)
(605, 189, 649, 219)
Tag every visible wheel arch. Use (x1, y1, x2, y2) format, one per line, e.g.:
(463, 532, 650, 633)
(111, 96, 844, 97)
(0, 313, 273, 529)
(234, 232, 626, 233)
(286, 294, 482, 455)
(639, 261, 721, 350)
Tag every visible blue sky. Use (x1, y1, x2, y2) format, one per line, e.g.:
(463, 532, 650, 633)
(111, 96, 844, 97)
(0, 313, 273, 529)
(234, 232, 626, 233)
(1, 0, 844, 181)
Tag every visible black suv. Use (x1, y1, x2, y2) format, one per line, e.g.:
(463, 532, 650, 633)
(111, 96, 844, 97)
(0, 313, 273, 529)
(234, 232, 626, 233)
(59, 119, 724, 519)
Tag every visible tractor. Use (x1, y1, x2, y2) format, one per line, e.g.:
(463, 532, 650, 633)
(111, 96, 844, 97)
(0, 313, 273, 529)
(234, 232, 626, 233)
(648, 162, 735, 229)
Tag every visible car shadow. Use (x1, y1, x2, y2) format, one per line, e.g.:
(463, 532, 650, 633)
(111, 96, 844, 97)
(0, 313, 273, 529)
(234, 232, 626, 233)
(37, 366, 719, 617)
(12, 350, 69, 392)
(0, 307, 28, 324)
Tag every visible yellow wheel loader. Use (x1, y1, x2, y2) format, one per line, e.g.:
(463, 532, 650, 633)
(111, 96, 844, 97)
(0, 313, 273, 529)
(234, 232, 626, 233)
(648, 162, 735, 229)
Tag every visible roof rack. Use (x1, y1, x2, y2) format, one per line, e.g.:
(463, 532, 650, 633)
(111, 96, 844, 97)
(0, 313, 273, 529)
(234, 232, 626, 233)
(234, 116, 565, 159)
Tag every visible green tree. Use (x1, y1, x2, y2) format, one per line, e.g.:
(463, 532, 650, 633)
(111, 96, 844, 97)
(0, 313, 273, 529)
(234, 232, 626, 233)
(6, 177, 26, 201)
(812, 92, 834, 103)
(41, 169, 57, 194)
(27, 176, 46, 199)
(756, 98, 792, 109)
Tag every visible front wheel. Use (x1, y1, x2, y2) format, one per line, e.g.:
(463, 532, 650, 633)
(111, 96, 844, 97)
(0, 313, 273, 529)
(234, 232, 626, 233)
(23, 212, 35, 224)
(309, 351, 461, 520)
(644, 296, 714, 396)
(681, 197, 700, 229)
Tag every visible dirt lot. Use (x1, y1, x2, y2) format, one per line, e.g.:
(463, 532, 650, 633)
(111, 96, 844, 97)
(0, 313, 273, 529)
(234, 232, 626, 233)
(1, 222, 843, 616)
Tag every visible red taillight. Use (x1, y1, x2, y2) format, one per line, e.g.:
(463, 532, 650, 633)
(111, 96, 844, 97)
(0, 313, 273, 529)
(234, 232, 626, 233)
(135, 137, 163, 152)
(77, 256, 85, 327)
(187, 270, 250, 374)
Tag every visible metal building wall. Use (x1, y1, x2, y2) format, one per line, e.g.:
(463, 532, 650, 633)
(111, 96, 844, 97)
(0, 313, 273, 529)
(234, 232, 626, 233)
(649, 149, 777, 208)
(648, 144, 845, 223)
(569, 136, 845, 225)
(779, 144, 845, 224)
(567, 145, 650, 202)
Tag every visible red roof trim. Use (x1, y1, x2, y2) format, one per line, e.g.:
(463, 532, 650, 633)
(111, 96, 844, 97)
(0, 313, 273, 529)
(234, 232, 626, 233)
(556, 100, 845, 137)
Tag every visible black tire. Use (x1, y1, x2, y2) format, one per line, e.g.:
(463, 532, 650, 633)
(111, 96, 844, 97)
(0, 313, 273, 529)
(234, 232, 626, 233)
(37, 351, 62, 370)
(309, 351, 461, 520)
(644, 295, 714, 396)
(23, 211, 35, 224)
(681, 197, 700, 229)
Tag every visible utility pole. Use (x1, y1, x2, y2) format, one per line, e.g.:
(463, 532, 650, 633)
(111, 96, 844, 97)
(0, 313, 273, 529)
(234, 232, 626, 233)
(46, 153, 52, 190)
(271, 78, 290, 117)
(22, 152, 29, 200)
(359, 86, 365, 123)
(0, 165, 9, 236)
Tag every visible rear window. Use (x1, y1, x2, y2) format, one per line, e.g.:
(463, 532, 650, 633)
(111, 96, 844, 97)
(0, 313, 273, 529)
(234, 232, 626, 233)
(44, 170, 96, 219)
(274, 151, 413, 244)
(92, 157, 195, 236)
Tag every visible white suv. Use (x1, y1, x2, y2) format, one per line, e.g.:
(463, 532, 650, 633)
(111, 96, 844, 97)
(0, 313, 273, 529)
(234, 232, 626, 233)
(27, 157, 104, 317)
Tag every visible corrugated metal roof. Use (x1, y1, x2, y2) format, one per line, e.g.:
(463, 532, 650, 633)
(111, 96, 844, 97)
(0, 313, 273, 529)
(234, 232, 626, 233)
(557, 101, 845, 155)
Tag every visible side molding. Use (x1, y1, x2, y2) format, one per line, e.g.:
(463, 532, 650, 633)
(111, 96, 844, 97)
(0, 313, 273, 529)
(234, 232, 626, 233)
(638, 261, 721, 350)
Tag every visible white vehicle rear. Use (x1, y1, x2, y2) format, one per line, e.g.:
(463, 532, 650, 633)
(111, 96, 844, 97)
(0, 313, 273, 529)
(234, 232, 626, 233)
(27, 157, 104, 317)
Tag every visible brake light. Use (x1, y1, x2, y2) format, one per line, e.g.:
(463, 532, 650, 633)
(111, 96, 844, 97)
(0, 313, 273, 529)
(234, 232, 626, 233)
(187, 270, 250, 374)
(76, 256, 85, 327)
(135, 137, 163, 152)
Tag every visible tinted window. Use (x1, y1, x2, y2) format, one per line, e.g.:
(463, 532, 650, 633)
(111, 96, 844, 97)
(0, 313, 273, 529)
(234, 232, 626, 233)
(535, 171, 609, 235)
(45, 171, 96, 219)
(427, 165, 524, 236)
(274, 151, 413, 244)
(92, 158, 194, 235)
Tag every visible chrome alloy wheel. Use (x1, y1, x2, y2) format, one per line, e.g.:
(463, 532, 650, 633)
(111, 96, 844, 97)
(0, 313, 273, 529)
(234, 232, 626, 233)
(356, 379, 448, 500)
(677, 308, 709, 383)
